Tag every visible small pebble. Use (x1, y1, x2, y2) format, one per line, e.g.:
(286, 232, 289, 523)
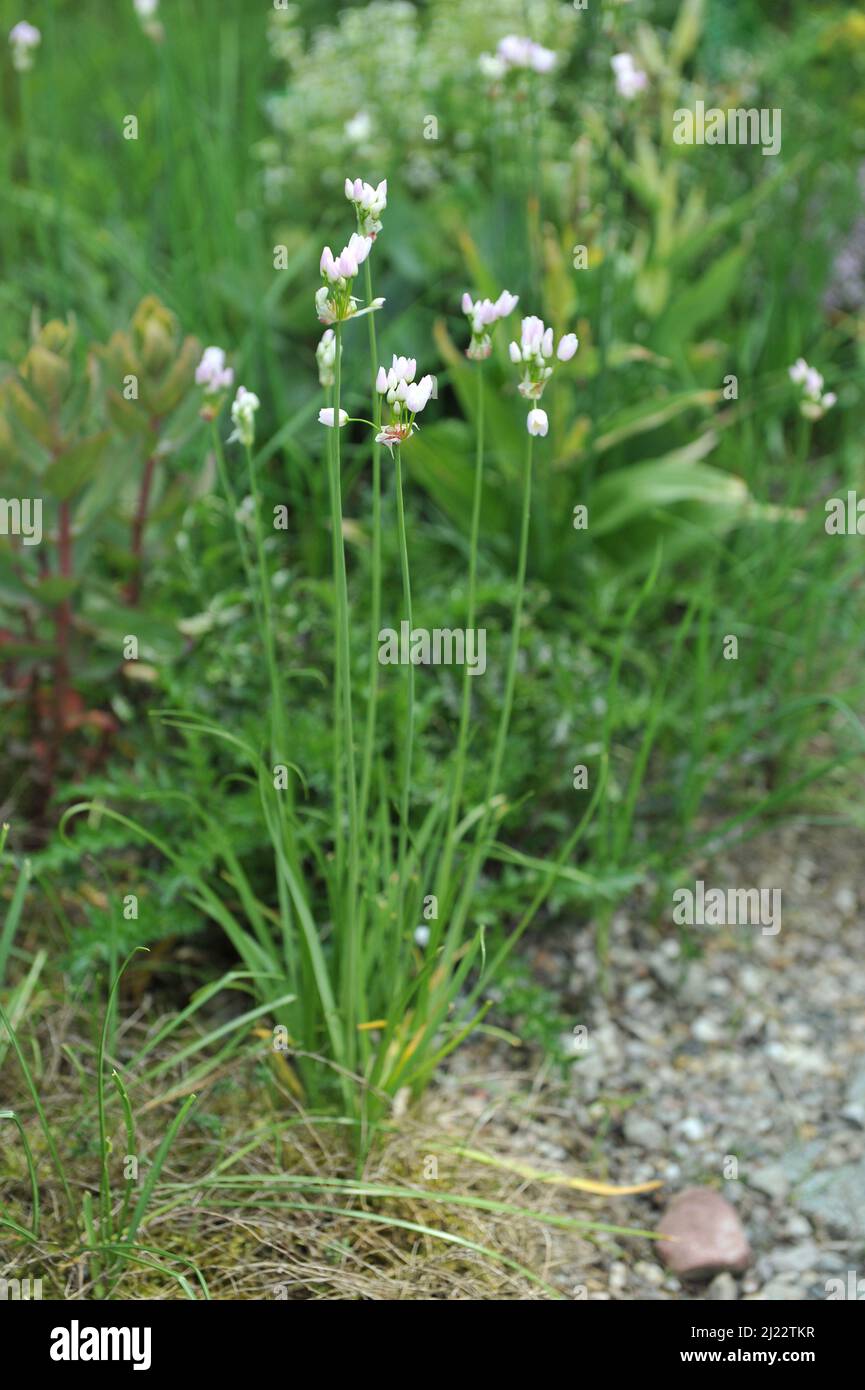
(707, 1272, 738, 1300)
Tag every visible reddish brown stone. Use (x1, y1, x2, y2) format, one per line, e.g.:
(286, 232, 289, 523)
(657, 1187, 752, 1279)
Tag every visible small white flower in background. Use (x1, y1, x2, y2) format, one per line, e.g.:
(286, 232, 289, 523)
(789, 357, 836, 420)
(344, 176, 387, 239)
(318, 407, 349, 428)
(228, 386, 260, 448)
(484, 34, 557, 76)
(478, 52, 507, 80)
(414, 925, 430, 948)
(527, 408, 549, 437)
(315, 329, 340, 387)
(374, 354, 434, 449)
(461, 288, 519, 360)
(345, 111, 372, 143)
(235, 494, 255, 528)
(611, 53, 648, 100)
(196, 345, 234, 420)
(9, 21, 40, 71)
(132, 0, 163, 41)
(509, 315, 578, 400)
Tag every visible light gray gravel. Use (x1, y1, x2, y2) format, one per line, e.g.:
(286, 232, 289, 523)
(439, 821, 865, 1300)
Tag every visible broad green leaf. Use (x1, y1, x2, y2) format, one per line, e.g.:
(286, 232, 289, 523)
(43, 432, 111, 499)
(653, 247, 747, 358)
(591, 439, 745, 540)
(591, 390, 719, 455)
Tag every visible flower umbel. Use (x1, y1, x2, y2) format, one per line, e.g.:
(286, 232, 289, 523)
(509, 316, 578, 403)
(789, 358, 836, 420)
(344, 177, 387, 239)
(228, 385, 260, 448)
(316, 232, 383, 326)
(9, 20, 40, 71)
(374, 355, 435, 450)
(461, 288, 519, 361)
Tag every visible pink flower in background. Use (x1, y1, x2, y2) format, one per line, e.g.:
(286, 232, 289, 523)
(611, 53, 648, 100)
(196, 346, 234, 396)
(461, 288, 519, 360)
(491, 34, 557, 75)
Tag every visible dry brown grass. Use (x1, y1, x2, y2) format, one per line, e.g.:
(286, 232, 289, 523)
(1, 990, 659, 1301)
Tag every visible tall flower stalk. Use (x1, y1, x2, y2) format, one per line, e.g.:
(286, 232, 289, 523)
(363, 356, 435, 919)
(328, 323, 362, 1065)
(315, 182, 386, 1076)
(358, 258, 383, 833)
(393, 440, 414, 907)
(442, 316, 578, 955)
(227, 382, 296, 972)
(436, 289, 518, 905)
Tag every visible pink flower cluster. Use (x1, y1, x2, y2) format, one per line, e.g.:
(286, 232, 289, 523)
(461, 289, 519, 361)
(480, 34, 556, 78)
(374, 356, 435, 449)
(344, 177, 387, 239)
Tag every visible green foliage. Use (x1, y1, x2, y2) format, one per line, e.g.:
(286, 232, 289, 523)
(1, 0, 863, 1105)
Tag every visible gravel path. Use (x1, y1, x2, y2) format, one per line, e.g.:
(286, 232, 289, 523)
(438, 822, 865, 1299)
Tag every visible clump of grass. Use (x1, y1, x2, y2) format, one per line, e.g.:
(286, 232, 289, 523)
(1, 938, 661, 1301)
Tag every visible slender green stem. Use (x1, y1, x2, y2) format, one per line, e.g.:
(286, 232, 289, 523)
(324, 383, 344, 890)
(436, 362, 485, 905)
(18, 76, 51, 289)
(359, 258, 383, 835)
(46, 0, 67, 312)
(445, 431, 534, 951)
(245, 441, 284, 766)
(330, 323, 360, 1065)
(394, 443, 414, 918)
(211, 419, 255, 594)
(244, 434, 296, 987)
(484, 432, 534, 822)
